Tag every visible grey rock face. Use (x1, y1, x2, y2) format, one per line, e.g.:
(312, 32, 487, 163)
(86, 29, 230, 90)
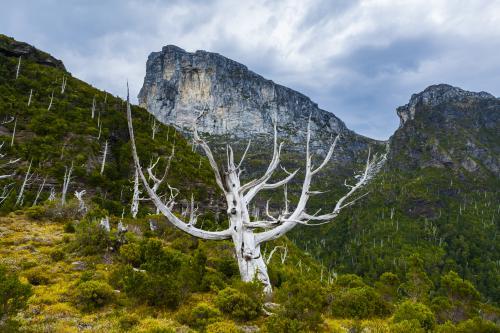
(391, 84, 500, 177)
(138, 45, 381, 162)
(0, 34, 66, 71)
(397, 84, 495, 126)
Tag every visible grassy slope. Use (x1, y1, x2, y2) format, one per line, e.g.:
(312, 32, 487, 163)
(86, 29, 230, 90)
(0, 34, 499, 332)
(0, 33, 222, 219)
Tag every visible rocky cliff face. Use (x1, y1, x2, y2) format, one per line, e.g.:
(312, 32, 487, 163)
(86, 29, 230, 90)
(391, 84, 499, 177)
(0, 34, 66, 71)
(138, 45, 382, 165)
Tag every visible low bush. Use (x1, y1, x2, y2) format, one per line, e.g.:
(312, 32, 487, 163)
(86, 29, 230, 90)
(0, 265, 32, 330)
(206, 321, 242, 333)
(75, 280, 114, 310)
(50, 249, 65, 262)
(393, 300, 435, 331)
(25, 267, 52, 285)
(330, 286, 391, 319)
(275, 279, 327, 331)
(73, 219, 110, 255)
(177, 302, 221, 331)
(119, 313, 140, 330)
(215, 285, 262, 321)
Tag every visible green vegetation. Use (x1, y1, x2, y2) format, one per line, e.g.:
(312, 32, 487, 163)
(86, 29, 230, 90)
(0, 34, 498, 332)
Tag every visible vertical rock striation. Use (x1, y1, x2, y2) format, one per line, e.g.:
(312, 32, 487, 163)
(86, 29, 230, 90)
(138, 45, 383, 165)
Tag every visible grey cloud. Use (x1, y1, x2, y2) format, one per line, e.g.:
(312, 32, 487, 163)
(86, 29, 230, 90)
(1, 0, 499, 140)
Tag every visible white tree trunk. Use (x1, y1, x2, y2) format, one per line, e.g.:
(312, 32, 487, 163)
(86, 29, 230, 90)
(15, 56, 21, 79)
(233, 229, 272, 293)
(91, 96, 96, 119)
(15, 160, 32, 206)
(100, 140, 108, 175)
(61, 163, 73, 206)
(61, 75, 67, 94)
(48, 90, 54, 110)
(32, 176, 47, 206)
(131, 168, 140, 218)
(27, 89, 33, 107)
(10, 117, 16, 147)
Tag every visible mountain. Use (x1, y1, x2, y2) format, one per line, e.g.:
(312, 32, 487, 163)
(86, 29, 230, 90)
(0, 34, 221, 218)
(391, 84, 499, 176)
(298, 84, 500, 303)
(0, 34, 499, 332)
(139, 46, 499, 305)
(138, 45, 383, 167)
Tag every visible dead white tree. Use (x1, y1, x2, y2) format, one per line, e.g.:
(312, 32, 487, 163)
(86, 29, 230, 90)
(61, 162, 73, 206)
(74, 190, 87, 213)
(127, 87, 385, 294)
(131, 168, 140, 218)
(91, 96, 96, 119)
(100, 140, 108, 175)
(15, 160, 33, 206)
(27, 89, 33, 107)
(48, 187, 56, 201)
(97, 112, 102, 140)
(15, 56, 21, 79)
(48, 90, 54, 111)
(61, 75, 67, 94)
(100, 216, 110, 232)
(151, 118, 160, 140)
(265, 245, 288, 265)
(0, 184, 14, 205)
(10, 117, 17, 147)
(32, 176, 47, 206)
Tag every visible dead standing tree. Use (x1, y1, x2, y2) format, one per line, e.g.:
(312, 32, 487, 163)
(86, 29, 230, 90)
(126, 88, 385, 294)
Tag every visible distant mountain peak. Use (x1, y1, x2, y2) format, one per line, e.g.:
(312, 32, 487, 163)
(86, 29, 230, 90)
(0, 34, 66, 71)
(397, 84, 496, 126)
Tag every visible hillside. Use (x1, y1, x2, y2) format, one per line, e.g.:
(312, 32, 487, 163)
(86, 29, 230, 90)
(0, 34, 499, 332)
(298, 84, 500, 304)
(138, 43, 499, 307)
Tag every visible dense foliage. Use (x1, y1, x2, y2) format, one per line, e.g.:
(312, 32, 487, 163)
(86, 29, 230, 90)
(0, 34, 498, 332)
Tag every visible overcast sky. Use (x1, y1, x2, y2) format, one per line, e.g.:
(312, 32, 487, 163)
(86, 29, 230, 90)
(2, 0, 499, 139)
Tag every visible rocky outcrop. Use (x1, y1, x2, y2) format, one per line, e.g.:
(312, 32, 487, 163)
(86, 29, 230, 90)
(391, 84, 499, 177)
(138, 45, 382, 165)
(397, 84, 495, 126)
(0, 34, 66, 71)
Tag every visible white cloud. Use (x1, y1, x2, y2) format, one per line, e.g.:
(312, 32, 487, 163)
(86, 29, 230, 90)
(1, 0, 499, 139)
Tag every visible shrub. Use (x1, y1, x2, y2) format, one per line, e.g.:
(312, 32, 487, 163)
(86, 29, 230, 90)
(119, 242, 142, 266)
(25, 267, 52, 285)
(330, 286, 391, 319)
(275, 279, 327, 331)
(263, 316, 307, 333)
(215, 286, 261, 321)
(389, 319, 425, 333)
(50, 249, 65, 262)
(75, 280, 114, 310)
(112, 264, 182, 309)
(74, 219, 110, 255)
(455, 317, 500, 333)
(177, 302, 221, 331)
(119, 313, 140, 330)
(63, 221, 75, 233)
(206, 321, 241, 333)
(201, 269, 227, 292)
(440, 271, 480, 302)
(335, 274, 366, 288)
(43, 200, 82, 222)
(0, 265, 32, 329)
(393, 300, 435, 331)
(25, 205, 46, 220)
